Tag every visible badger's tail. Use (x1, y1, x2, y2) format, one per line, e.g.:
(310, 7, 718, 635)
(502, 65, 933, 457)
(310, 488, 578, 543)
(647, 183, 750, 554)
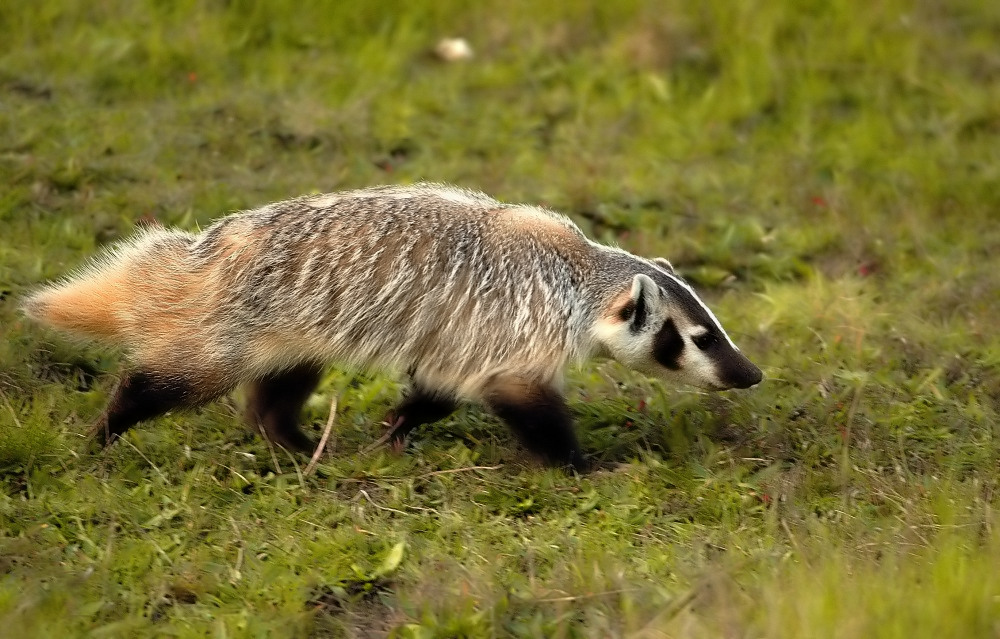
(22, 228, 198, 343)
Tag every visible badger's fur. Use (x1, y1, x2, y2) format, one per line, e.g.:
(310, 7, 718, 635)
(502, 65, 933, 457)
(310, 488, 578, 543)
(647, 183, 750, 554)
(24, 183, 762, 469)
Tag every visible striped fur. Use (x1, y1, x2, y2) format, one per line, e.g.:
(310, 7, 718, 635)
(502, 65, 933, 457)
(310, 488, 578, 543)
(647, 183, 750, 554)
(24, 183, 762, 463)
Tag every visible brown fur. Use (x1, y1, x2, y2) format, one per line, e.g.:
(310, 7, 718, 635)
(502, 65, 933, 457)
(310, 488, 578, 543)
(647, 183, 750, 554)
(27, 271, 128, 339)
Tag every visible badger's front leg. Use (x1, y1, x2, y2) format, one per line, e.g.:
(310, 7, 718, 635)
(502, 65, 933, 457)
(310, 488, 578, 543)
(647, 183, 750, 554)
(246, 363, 324, 452)
(483, 376, 588, 471)
(384, 386, 458, 446)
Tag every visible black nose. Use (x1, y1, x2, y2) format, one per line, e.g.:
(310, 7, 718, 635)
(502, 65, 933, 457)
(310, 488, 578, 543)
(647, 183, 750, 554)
(721, 357, 764, 389)
(739, 364, 764, 389)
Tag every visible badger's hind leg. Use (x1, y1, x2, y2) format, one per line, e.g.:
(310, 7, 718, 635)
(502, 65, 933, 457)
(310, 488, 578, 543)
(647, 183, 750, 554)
(92, 369, 230, 447)
(385, 386, 458, 447)
(483, 376, 588, 471)
(246, 363, 323, 452)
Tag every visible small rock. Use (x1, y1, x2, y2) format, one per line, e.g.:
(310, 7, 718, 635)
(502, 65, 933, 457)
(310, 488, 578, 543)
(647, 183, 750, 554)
(434, 38, 473, 62)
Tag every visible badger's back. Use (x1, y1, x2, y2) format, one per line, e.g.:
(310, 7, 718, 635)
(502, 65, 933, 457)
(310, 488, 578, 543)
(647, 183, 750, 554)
(207, 184, 598, 394)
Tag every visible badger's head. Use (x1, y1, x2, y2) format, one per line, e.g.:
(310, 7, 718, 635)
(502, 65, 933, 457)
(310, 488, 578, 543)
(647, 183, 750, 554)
(593, 258, 762, 391)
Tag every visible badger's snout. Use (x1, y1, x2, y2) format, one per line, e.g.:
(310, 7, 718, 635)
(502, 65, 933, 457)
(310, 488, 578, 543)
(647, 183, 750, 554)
(717, 351, 763, 390)
(731, 362, 763, 389)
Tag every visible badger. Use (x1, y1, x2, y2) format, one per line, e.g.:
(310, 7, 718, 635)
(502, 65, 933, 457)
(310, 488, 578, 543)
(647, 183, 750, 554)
(23, 183, 762, 470)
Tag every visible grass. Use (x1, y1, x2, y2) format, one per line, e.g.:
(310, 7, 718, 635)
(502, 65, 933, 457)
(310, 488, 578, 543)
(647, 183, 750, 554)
(1, 0, 999, 636)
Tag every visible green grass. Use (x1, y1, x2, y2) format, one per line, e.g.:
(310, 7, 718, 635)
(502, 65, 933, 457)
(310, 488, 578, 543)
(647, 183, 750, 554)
(2, 0, 999, 636)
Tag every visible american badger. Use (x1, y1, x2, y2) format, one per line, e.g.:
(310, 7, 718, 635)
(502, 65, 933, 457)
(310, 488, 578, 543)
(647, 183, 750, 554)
(24, 183, 762, 470)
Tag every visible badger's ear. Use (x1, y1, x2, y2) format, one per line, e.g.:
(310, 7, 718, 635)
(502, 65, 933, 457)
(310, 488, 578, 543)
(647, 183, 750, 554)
(618, 274, 658, 331)
(652, 257, 676, 275)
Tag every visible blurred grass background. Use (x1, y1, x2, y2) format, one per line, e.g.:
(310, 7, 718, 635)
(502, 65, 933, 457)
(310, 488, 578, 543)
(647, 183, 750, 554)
(1, 0, 998, 636)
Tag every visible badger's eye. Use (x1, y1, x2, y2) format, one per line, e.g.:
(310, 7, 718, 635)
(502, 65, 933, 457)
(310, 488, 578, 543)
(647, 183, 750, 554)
(692, 332, 718, 351)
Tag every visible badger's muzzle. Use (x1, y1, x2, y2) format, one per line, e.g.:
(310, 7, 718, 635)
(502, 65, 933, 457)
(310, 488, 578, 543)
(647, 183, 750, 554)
(717, 349, 764, 389)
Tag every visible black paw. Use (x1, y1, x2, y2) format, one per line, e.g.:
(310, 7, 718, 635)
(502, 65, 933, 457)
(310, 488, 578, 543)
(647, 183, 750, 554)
(567, 450, 592, 474)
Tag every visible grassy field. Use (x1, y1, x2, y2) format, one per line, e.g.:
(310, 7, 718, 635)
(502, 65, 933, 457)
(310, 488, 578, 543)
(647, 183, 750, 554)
(2, 0, 999, 636)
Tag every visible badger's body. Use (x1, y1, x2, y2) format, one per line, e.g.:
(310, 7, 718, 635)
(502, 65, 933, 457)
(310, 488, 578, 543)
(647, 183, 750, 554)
(24, 183, 762, 469)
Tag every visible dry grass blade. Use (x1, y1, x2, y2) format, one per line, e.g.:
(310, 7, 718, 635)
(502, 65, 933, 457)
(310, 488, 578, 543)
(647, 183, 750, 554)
(304, 394, 337, 476)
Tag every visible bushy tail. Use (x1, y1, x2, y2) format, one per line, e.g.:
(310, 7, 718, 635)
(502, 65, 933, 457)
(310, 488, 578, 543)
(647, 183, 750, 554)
(22, 228, 197, 342)
(23, 274, 130, 340)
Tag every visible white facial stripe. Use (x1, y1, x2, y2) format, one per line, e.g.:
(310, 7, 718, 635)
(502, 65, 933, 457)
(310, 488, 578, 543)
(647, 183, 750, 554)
(690, 326, 709, 338)
(660, 271, 739, 351)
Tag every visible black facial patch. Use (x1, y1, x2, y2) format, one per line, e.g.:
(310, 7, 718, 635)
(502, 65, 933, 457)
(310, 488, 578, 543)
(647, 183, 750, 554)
(653, 318, 684, 370)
